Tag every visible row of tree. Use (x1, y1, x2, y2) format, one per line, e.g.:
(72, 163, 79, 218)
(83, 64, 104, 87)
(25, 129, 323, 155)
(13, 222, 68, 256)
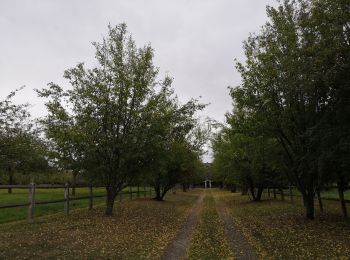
(212, 0, 350, 219)
(0, 24, 207, 215)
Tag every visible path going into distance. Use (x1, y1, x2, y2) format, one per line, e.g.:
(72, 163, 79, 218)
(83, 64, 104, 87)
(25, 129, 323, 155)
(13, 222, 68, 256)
(161, 192, 205, 260)
(161, 189, 258, 260)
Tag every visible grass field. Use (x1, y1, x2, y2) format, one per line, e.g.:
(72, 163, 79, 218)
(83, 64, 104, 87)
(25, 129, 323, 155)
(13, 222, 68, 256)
(218, 190, 350, 259)
(0, 186, 152, 224)
(0, 190, 200, 259)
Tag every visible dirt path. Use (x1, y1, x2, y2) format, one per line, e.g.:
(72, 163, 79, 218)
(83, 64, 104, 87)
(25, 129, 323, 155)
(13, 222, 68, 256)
(161, 192, 204, 260)
(214, 193, 258, 260)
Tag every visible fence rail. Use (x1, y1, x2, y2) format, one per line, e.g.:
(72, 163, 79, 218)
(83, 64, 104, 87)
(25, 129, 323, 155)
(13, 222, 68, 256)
(0, 183, 154, 223)
(264, 187, 350, 203)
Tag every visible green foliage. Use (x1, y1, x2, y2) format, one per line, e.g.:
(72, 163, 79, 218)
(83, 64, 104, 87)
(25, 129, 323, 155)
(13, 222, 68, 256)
(37, 23, 207, 212)
(140, 80, 207, 200)
(213, 0, 350, 218)
(0, 87, 50, 185)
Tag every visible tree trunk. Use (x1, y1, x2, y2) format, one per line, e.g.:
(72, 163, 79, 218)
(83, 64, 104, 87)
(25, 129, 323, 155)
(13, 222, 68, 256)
(105, 187, 116, 216)
(303, 191, 315, 220)
(8, 174, 13, 194)
(241, 185, 248, 195)
(160, 187, 170, 200)
(316, 187, 323, 213)
(280, 187, 284, 201)
(71, 171, 77, 196)
(255, 186, 264, 201)
(154, 185, 163, 201)
(182, 183, 187, 192)
(230, 184, 237, 193)
(249, 184, 256, 201)
(337, 181, 348, 218)
(273, 187, 277, 199)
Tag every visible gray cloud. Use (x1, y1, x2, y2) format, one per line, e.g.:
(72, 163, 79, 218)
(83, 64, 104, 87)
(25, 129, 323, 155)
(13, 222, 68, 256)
(0, 0, 277, 160)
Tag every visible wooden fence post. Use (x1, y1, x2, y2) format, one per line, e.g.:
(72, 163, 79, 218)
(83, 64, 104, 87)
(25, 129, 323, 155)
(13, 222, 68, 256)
(89, 185, 93, 210)
(28, 182, 36, 223)
(64, 182, 70, 215)
(129, 186, 132, 200)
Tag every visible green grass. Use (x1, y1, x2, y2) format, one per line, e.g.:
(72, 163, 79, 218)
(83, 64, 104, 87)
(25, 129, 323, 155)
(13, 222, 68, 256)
(0, 190, 199, 259)
(0, 186, 153, 223)
(187, 190, 233, 260)
(219, 191, 350, 259)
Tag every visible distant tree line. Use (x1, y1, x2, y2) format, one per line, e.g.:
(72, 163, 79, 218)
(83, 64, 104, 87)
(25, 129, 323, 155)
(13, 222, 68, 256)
(0, 24, 208, 215)
(212, 0, 350, 219)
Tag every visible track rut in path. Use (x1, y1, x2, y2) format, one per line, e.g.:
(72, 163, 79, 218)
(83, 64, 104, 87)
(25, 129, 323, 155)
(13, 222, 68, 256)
(161, 192, 204, 260)
(214, 193, 258, 260)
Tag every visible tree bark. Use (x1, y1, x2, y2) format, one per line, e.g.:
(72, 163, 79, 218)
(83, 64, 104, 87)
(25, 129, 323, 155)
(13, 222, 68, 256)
(316, 187, 323, 213)
(8, 174, 13, 194)
(256, 186, 264, 201)
(241, 185, 248, 195)
(280, 187, 285, 201)
(71, 171, 77, 196)
(230, 184, 237, 193)
(105, 187, 116, 215)
(154, 185, 163, 201)
(303, 191, 315, 220)
(337, 181, 348, 218)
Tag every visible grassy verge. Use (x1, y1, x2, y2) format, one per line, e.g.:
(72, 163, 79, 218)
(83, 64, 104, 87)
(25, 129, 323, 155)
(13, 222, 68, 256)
(0, 190, 199, 259)
(0, 186, 153, 223)
(187, 190, 233, 260)
(219, 191, 350, 259)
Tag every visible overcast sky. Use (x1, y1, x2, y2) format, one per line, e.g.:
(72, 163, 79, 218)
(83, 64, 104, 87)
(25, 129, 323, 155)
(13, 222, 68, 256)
(0, 0, 277, 161)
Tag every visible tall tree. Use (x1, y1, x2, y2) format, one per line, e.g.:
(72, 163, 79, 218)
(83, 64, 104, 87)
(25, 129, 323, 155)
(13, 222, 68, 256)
(38, 24, 160, 215)
(230, 0, 350, 219)
(141, 81, 206, 200)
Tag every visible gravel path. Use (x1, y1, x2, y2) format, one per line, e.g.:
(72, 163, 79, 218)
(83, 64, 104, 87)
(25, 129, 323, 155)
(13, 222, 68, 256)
(214, 194, 258, 260)
(161, 193, 204, 260)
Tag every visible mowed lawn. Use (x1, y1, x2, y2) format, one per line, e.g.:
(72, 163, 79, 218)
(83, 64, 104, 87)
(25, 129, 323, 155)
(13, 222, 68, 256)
(217, 190, 350, 259)
(0, 190, 200, 259)
(0, 186, 150, 223)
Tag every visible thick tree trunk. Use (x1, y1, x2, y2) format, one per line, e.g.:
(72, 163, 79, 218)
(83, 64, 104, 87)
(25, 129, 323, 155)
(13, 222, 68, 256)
(302, 191, 315, 220)
(337, 182, 348, 218)
(230, 184, 237, 193)
(241, 185, 248, 195)
(249, 183, 256, 201)
(154, 185, 163, 201)
(105, 187, 116, 216)
(8, 174, 13, 194)
(316, 188, 323, 213)
(182, 183, 188, 192)
(255, 186, 264, 201)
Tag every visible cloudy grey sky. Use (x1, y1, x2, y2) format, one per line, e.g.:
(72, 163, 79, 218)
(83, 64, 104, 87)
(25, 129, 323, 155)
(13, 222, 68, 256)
(0, 0, 276, 160)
